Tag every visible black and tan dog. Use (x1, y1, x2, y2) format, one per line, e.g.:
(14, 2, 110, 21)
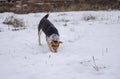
(38, 14, 62, 52)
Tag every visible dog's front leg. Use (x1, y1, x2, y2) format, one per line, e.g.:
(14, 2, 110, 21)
(46, 37, 54, 52)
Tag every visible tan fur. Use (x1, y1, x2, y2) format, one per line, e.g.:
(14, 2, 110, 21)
(38, 32, 40, 46)
(38, 30, 42, 46)
(50, 41, 62, 52)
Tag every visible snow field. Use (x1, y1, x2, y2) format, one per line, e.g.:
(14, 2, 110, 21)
(0, 11, 120, 79)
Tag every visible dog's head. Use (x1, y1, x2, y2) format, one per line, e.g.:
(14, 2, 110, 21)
(50, 41, 62, 52)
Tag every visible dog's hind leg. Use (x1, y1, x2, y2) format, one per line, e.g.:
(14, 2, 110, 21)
(38, 30, 42, 46)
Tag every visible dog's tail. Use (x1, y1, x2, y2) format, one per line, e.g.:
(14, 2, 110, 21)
(42, 14, 49, 20)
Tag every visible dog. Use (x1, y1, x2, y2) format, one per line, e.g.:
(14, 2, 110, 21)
(38, 14, 62, 53)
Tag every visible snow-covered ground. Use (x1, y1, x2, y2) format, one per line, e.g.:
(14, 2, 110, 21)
(0, 11, 120, 79)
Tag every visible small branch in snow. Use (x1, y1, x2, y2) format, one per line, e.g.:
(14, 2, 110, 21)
(92, 56, 99, 71)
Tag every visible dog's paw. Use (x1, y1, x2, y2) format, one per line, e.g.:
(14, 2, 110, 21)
(40, 44, 42, 46)
(38, 43, 42, 46)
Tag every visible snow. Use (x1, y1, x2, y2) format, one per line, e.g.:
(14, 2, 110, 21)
(0, 11, 120, 79)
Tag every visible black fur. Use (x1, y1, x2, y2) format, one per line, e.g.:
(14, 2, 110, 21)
(38, 14, 59, 37)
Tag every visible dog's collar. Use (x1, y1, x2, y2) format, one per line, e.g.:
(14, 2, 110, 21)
(49, 34, 59, 41)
